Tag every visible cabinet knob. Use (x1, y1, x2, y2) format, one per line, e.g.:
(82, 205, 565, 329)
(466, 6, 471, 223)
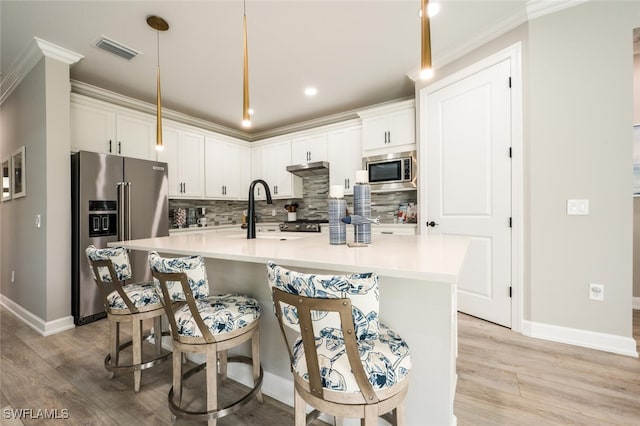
(109, 140, 112, 153)
(118, 141, 122, 154)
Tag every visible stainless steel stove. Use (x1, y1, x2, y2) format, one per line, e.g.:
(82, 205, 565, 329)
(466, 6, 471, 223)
(279, 219, 328, 233)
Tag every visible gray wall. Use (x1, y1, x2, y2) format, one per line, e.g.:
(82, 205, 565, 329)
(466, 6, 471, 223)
(0, 55, 72, 322)
(528, 2, 636, 335)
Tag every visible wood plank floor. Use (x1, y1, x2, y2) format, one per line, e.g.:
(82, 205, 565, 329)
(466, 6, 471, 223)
(1, 306, 638, 425)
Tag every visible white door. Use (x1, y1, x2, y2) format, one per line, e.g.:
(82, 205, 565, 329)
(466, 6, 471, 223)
(425, 58, 512, 327)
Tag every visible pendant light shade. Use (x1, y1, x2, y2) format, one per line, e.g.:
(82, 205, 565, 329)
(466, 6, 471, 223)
(242, 2, 251, 128)
(147, 16, 169, 150)
(420, 0, 433, 80)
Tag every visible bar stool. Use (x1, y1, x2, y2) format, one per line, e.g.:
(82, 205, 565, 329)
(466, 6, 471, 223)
(85, 245, 171, 392)
(267, 261, 411, 426)
(148, 251, 263, 426)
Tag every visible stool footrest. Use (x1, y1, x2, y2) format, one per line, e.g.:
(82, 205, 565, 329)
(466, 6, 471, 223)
(167, 355, 264, 422)
(104, 331, 172, 373)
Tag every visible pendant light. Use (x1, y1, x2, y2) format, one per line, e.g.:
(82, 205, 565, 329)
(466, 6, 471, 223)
(147, 15, 169, 150)
(420, 0, 433, 80)
(242, 0, 251, 128)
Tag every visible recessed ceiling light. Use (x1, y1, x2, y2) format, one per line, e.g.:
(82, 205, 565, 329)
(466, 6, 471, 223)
(304, 87, 318, 97)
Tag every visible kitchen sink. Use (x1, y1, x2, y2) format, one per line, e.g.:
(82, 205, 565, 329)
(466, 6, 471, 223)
(225, 233, 303, 240)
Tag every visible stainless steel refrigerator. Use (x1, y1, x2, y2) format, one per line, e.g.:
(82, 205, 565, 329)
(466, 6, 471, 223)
(71, 150, 169, 325)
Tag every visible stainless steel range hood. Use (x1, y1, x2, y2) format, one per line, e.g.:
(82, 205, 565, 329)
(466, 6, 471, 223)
(286, 161, 329, 177)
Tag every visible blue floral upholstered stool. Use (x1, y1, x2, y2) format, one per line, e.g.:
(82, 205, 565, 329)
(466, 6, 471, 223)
(267, 261, 411, 426)
(85, 245, 171, 392)
(149, 252, 263, 426)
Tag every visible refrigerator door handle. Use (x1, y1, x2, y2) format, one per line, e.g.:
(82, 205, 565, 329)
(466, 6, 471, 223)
(124, 182, 132, 241)
(117, 182, 126, 241)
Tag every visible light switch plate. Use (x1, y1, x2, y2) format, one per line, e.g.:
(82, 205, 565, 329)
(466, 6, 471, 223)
(567, 199, 589, 215)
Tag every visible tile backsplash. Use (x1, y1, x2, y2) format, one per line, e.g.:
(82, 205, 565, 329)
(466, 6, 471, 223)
(169, 175, 416, 227)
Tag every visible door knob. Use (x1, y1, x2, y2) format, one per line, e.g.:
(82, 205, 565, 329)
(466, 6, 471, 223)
(426, 221, 439, 227)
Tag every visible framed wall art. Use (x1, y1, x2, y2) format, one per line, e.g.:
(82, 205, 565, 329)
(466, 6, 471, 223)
(1, 156, 11, 201)
(11, 146, 25, 199)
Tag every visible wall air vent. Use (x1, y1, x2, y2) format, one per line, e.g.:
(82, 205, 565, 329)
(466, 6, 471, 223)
(94, 36, 140, 61)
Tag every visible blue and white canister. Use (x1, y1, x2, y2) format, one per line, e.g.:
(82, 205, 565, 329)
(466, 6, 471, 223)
(328, 185, 346, 245)
(353, 171, 371, 244)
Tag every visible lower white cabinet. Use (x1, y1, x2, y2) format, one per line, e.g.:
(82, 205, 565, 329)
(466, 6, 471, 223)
(157, 123, 205, 198)
(328, 126, 362, 194)
(205, 136, 250, 200)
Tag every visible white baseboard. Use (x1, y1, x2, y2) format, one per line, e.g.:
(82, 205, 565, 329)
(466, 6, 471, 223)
(522, 319, 638, 358)
(633, 297, 640, 310)
(0, 294, 75, 336)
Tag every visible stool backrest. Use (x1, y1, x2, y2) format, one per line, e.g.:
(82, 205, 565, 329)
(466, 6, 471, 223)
(266, 261, 380, 340)
(85, 245, 137, 313)
(268, 263, 380, 403)
(148, 251, 210, 301)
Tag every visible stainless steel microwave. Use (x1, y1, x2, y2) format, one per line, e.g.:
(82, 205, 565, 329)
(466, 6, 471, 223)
(363, 151, 417, 191)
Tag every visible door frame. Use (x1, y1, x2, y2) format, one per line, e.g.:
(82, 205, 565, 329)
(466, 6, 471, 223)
(417, 42, 523, 332)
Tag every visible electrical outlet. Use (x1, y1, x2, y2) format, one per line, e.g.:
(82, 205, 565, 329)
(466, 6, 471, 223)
(271, 209, 276, 216)
(589, 283, 604, 301)
(567, 199, 589, 215)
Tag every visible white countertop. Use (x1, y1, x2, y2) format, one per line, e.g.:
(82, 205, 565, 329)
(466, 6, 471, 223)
(114, 230, 469, 283)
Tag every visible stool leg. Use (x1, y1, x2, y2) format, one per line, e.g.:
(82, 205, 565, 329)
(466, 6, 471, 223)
(362, 405, 376, 426)
(218, 350, 228, 382)
(109, 320, 119, 378)
(395, 403, 406, 426)
(132, 318, 142, 392)
(153, 315, 163, 355)
(207, 346, 218, 426)
(173, 347, 183, 406)
(294, 387, 305, 426)
(252, 330, 263, 403)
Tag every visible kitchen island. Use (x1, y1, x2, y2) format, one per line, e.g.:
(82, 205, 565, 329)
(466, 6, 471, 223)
(113, 230, 469, 425)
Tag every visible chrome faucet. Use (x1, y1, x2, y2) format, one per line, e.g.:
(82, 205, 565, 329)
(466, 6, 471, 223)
(247, 179, 273, 239)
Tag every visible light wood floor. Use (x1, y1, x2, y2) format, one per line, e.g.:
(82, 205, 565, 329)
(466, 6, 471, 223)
(1, 306, 638, 425)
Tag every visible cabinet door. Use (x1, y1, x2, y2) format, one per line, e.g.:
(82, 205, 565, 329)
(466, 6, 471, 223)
(251, 145, 266, 200)
(179, 131, 205, 197)
(70, 102, 116, 154)
(328, 126, 362, 194)
(204, 136, 225, 198)
(116, 113, 154, 160)
(388, 108, 415, 147)
(362, 115, 389, 151)
(238, 145, 251, 201)
(222, 143, 243, 198)
(157, 125, 181, 197)
(291, 133, 328, 163)
(261, 139, 301, 199)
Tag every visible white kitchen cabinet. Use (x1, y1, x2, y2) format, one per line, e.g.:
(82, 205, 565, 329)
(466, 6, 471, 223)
(251, 139, 302, 200)
(328, 126, 362, 194)
(205, 136, 251, 200)
(70, 95, 155, 160)
(291, 133, 328, 164)
(157, 122, 204, 198)
(70, 101, 116, 154)
(359, 100, 416, 153)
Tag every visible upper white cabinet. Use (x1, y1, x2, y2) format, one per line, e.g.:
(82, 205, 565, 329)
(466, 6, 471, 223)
(291, 133, 328, 164)
(251, 138, 302, 200)
(358, 99, 416, 154)
(328, 126, 362, 194)
(205, 136, 251, 200)
(157, 122, 205, 198)
(71, 95, 155, 160)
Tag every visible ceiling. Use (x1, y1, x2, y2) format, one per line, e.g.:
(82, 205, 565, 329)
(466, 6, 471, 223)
(0, 0, 590, 139)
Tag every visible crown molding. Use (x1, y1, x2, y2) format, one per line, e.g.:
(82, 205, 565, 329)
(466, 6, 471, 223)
(526, 0, 589, 21)
(0, 37, 82, 105)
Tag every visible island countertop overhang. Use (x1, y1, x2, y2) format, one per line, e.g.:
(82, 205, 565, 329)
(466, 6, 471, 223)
(111, 230, 470, 283)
